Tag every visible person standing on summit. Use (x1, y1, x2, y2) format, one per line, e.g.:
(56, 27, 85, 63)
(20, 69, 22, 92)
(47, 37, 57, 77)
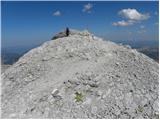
(66, 27, 70, 36)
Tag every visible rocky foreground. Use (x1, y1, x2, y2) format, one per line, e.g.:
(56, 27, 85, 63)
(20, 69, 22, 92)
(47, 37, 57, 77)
(1, 30, 159, 118)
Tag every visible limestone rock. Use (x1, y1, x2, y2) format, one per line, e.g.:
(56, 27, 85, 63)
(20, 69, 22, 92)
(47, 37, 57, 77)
(1, 29, 159, 119)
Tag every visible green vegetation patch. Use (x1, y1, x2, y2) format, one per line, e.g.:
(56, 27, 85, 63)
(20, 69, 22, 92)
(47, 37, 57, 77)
(75, 92, 83, 102)
(137, 105, 143, 113)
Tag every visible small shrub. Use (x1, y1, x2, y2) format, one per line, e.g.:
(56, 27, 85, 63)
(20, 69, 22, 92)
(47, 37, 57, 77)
(75, 92, 83, 102)
(138, 105, 143, 112)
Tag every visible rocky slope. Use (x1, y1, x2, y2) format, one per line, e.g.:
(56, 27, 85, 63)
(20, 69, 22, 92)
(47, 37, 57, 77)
(1, 30, 159, 119)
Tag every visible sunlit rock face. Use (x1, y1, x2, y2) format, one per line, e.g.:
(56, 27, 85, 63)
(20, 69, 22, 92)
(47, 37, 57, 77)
(1, 29, 159, 119)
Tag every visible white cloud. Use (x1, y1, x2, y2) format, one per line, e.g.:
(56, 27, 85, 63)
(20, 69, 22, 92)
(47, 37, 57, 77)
(82, 3, 93, 13)
(138, 25, 146, 34)
(113, 20, 134, 26)
(138, 30, 146, 34)
(140, 25, 145, 29)
(118, 8, 150, 21)
(53, 10, 61, 16)
(154, 22, 159, 25)
(154, 11, 158, 15)
(113, 8, 150, 27)
(128, 31, 132, 35)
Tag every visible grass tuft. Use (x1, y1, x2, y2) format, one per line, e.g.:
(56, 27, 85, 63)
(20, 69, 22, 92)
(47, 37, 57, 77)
(75, 92, 83, 102)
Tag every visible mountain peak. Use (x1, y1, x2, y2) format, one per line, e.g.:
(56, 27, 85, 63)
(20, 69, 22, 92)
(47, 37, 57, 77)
(52, 29, 91, 40)
(2, 29, 159, 119)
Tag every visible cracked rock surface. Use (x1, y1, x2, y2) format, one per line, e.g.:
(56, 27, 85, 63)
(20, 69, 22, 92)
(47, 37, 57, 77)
(1, 30, 159, 118)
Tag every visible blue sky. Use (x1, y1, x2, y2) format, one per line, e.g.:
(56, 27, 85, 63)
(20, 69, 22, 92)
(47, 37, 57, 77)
(1, 1, 159, 48)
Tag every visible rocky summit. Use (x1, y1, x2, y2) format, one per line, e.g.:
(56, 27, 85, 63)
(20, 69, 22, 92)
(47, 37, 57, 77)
(1, 30, 159, 119)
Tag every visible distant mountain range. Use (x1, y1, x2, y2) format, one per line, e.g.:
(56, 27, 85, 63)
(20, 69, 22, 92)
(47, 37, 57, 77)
(1, 51, 22, 65)
(137, 47, 159, 62)
(1, 44, 40, 65)
(113, 40, 159, 62)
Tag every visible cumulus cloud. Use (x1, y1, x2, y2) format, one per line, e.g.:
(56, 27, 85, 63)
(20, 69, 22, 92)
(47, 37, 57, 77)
(53, 11, 61, 16)
(118, 8, 150, 21)
(154, 11, 158, 15)
(140, 25, 145, 29)
(138, 25, 146, 34)
(82, 3, 93, 13)
(154, 22, 159, 25)
(138, 30, 146, 34)
(113, 20, 135, 26)
(113, 8, 150, 27)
